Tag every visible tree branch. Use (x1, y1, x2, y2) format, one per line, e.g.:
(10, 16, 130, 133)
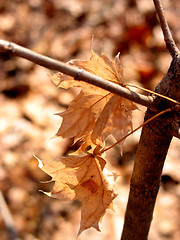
(120, 1, 180, 238)
(0, 39, 154, 108)
(121, 109, 173, 240)
(153, 0, 180, 57)
(121, 58, 180, 239)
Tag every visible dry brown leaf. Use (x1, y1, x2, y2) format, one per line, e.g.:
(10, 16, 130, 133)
(36, 153, 117, 234)
(51, 50, 137, 149)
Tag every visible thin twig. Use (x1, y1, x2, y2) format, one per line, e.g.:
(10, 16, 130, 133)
(101, 108, 172, 153)
(126, 84, 180, 105)
(153, 0, 180, 57)
(0, 39, 154, 109)
(0, 190, 21, 240)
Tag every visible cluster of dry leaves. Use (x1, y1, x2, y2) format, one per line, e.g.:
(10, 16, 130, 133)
(38, 50, 137, 234)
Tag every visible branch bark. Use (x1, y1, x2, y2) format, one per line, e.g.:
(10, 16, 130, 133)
(121, 1, 180, 239)
(0, 39, 153, 108)
(121, 63, 180, 239)
(121, 113, 172, 240)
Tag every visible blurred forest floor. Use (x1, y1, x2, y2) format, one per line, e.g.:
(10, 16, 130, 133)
(0, 0, 180, 240)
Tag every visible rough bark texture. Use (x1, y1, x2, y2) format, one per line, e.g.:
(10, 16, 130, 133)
(121, 56, 180, 240)
(121, 112, 172, 240)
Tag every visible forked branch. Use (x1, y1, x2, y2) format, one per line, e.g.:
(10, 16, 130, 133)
(121, 1, 180, 239)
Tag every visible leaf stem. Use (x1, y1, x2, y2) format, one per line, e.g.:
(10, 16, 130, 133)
(126, 84, 180, 105)
(101, 108, 172, 153)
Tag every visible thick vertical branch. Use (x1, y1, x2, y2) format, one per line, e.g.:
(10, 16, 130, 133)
(121, 55, 180, 240)
(121, 112, 172, 240)
(121, 0, 180, 236)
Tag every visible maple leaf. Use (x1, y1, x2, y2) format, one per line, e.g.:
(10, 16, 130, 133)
(36, 153, 117, 234)
(51, 50, 137, 149)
